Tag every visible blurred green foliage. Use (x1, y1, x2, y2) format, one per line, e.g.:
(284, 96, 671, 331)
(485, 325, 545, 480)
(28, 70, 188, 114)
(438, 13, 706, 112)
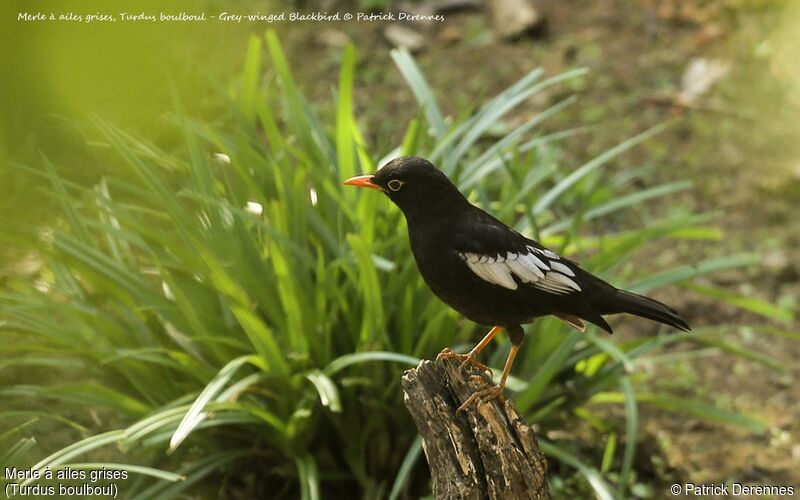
(0, 0, 268, 242)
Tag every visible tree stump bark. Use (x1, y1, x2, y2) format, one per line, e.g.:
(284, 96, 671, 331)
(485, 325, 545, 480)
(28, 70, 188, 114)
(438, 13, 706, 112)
(401, 358, 550, 499)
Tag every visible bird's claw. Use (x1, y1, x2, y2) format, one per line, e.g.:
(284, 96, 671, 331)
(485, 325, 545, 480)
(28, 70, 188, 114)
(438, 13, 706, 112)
(456, 385, 505, 413)
(436, 348, 493, 378)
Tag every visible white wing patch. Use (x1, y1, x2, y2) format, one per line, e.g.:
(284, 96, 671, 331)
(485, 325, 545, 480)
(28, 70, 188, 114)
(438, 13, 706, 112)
(459, 246, 581, 294)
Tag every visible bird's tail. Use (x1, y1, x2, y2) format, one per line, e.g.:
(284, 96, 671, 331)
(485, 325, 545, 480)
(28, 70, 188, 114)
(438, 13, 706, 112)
(605, 290, 691, 332)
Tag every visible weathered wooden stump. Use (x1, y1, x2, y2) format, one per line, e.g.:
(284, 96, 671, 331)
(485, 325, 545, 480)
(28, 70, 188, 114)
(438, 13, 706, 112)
(402, 358, 550, 499)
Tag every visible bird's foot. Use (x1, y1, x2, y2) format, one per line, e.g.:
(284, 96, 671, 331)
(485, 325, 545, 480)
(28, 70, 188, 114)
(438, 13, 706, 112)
(456, 385, 505, 413)
(436, 348, 493, 377)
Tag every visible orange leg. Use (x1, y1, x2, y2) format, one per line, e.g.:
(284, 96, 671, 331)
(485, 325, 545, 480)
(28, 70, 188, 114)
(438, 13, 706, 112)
(457, 341, 521, 413)
(437, 326, 502, 376)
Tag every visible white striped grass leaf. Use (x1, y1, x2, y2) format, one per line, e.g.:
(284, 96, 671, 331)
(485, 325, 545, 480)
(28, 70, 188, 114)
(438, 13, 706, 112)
(169, 354, 261, 451)
(123, 406, 192, 447)
(140, 410, 264, 449)
(124, 404, 263, 451)
(324, 351, 419, 377)
(296, 453, 321, 500)
(304, 370, 342, 412)
(539, 440, 615, 500)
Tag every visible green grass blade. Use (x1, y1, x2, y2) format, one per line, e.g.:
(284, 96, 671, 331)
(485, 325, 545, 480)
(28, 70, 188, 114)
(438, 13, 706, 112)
(686, 336, 785, 372)
(446, 69, 587, 175)
(239, 35, 263, 123)
(533, 122, 670, 215)
(391, 49, 446, 139)
(591, 392, 766, 433)
(600, 433, 617, 474)
(131, 450, 248, 500)
(460, 97, 578, 189)
(22, 430, 126, 486)
(296, 453, 321, 500)
(627, 254, 757, 292)
(336, 44, 357, 180)
(53, 463, 184, 483)
(169, 355, 258, 451)
(539, 440, 615, 500)
(684, 283, 794, 323)
(305, 370, 343, 412)
(542, 181, 693, 235)
(0, 438, 37, 468)
(617, 377, 638, 496)
(388, 435, 423, 500)
(324, 352, 419, 376)
(516, 331, 582, 412)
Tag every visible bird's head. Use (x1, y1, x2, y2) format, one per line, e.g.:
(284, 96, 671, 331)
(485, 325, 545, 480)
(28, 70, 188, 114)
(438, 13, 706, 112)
(344, 156, 465, 215)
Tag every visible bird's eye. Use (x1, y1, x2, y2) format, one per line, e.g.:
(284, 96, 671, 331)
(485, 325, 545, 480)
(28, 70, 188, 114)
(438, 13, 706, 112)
(387, 180, 404, 192)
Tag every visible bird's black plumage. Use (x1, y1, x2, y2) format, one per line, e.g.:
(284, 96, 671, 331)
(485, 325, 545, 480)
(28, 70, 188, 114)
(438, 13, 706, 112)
(345, 156, 690, 408)
(350, 156, 689, 333)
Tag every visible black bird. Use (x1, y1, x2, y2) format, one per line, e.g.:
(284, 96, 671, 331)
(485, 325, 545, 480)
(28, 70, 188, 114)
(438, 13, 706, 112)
(345, 156, 690, 410)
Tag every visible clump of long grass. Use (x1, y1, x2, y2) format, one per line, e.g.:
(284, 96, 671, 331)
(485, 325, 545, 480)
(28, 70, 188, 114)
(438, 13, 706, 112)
(0, 31, 790, 499)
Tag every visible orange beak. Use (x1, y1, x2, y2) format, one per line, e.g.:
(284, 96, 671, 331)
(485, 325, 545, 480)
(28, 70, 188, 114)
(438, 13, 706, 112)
(343, 175, 383, 191)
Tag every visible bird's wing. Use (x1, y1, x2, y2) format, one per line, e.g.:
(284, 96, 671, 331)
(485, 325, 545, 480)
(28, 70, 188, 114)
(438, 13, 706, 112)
(452, 222, 582, 294)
